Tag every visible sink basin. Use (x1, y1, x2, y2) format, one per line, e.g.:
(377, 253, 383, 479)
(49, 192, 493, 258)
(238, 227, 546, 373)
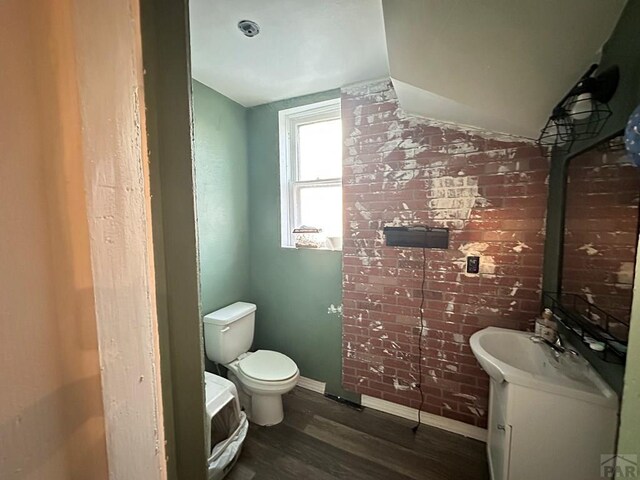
(470, 327, 617, 408)
(471, 327, 618, 480)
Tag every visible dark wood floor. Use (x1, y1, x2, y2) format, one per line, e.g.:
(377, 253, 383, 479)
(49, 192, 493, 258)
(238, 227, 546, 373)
(227, 387, 489, 480)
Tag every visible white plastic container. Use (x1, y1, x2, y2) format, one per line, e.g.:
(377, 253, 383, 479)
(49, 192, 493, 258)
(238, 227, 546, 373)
(204, 372, 248, 480)
(534, 308, 557, 343)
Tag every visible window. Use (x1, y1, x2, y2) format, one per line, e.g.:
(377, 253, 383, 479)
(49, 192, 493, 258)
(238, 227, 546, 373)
(279, 98, 342, 248)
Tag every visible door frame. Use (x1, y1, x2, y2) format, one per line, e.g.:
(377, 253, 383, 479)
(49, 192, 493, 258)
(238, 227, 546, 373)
(140, 1, 208, 479)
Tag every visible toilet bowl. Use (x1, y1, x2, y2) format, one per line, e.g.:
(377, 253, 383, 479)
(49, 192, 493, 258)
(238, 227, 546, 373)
(226, 350, 299, 426)
(203, 302, 299, 426)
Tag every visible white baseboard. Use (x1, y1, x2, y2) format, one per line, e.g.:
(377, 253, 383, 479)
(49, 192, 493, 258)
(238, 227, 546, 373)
(361, 395, 487, 442)
(296, 376, 326, 395)
(295, 378, 487, 442)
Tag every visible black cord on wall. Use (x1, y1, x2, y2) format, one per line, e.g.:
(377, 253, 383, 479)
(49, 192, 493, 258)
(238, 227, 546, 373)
(412, 247, 427, 433)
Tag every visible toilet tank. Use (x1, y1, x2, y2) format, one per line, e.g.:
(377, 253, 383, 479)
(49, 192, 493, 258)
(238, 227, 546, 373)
(203, 302, 256, 365)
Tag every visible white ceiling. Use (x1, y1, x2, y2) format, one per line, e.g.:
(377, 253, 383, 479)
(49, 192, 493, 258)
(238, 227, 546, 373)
(190, 0, 627, 138)
(189, 0, 389, 107)
(382, 0, 627, 138)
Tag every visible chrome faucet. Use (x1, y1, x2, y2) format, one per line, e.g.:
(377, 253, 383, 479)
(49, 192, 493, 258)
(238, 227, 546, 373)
(530, 334, 578, 359)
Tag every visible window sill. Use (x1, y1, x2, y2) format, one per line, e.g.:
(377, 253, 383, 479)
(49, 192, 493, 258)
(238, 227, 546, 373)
(281, 245, 342, 252)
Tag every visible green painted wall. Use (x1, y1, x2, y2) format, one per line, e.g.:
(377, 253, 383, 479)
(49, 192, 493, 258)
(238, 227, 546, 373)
(192, 83, 353, 399)
(193, 81, 250, 315)
(247, 90, 356, 401)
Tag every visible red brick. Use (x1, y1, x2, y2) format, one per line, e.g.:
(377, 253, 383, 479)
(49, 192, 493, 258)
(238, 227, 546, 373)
(562, 148, 639, 323)
(341, 80, 548, 428)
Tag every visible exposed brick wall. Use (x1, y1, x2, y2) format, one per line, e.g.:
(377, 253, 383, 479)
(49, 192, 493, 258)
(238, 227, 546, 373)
(562, 144, 640, 327)
(341, 80, 549, 428)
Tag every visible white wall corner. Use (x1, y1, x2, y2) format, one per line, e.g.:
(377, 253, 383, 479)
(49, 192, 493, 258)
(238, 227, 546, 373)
(74, 0, 167, 478)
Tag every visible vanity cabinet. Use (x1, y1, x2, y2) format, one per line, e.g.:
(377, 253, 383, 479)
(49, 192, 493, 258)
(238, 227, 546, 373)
(487, 378, 618, 480)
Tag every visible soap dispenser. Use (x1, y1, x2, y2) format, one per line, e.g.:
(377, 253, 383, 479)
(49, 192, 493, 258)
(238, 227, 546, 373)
(535, 308, 558, 343)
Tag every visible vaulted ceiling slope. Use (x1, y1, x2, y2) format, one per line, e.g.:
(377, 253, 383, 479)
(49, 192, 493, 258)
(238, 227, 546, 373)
(190, 0, 626, 138)
(382, 0, 627, 138)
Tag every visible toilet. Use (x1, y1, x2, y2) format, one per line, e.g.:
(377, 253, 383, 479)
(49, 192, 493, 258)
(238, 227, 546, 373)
(203, 302, 299, 426)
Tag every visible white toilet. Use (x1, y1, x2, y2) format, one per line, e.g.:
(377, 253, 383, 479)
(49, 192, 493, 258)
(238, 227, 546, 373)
(203, 302, 299, 426)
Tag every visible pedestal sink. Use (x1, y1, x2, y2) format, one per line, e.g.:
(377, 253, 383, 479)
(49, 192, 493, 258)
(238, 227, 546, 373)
(470, 327, 618, 480)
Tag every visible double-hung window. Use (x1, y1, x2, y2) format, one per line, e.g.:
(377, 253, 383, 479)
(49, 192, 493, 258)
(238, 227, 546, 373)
(278, 98, 342, 248)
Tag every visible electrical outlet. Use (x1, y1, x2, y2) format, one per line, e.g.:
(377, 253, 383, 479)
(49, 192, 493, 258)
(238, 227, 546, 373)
(466, 256, 480, 274)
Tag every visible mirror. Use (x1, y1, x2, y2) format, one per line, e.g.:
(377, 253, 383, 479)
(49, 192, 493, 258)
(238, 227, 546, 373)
(561, 134, 640, 339)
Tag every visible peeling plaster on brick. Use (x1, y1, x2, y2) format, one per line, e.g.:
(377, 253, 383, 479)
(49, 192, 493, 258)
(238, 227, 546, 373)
(561, 147, 639, 324)
(458, 242, 489, 254)
(456, 242, 496, 276)
(354, 201, 372, 220)
(341, 79, 548, 428)
(393, 109, 537, 146)
(510, 281, 523, 297)
(434, 142, 479, 155)
(512, 241, 531, 253)
(393, 378, 412, 391)
(468, 406, 485, 417)
(453, 393, 478, 402)
(617, 262, 635, 287)
(342, 79, 389, 97)
(577, 243, 600, 256)
(327, 304, 343, 315)
(428, 176, 487, 228)
(582, 287, 596, 305)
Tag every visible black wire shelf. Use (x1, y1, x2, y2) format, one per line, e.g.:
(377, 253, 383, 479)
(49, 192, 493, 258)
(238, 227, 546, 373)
(543, 292, 629, 364)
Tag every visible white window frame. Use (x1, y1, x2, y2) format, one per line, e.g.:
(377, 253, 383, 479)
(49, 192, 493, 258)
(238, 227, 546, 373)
(278, 98, 342, 248)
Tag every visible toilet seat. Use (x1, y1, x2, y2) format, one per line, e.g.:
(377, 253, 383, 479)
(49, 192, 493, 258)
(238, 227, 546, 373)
(238, 350, 298, 382)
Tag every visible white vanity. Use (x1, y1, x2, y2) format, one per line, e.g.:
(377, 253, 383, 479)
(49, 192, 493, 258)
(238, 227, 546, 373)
(470, 327, 619, 480)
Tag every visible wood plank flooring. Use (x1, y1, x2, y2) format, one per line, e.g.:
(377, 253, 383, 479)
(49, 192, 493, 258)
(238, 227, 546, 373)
(227, 387, 490, 480)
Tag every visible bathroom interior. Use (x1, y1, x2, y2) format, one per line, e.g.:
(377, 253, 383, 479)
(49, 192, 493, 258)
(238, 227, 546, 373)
(147, 1, 640, 479)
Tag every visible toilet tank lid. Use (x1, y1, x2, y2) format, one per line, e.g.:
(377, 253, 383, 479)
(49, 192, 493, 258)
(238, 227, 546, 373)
(204, 302, 256, 326)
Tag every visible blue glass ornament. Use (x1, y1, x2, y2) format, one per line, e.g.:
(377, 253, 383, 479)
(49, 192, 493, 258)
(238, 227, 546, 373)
(625, 104, 640, 167)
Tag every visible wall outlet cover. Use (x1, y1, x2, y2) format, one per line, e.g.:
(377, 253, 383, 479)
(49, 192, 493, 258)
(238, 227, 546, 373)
(467, 256, 480, 274)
